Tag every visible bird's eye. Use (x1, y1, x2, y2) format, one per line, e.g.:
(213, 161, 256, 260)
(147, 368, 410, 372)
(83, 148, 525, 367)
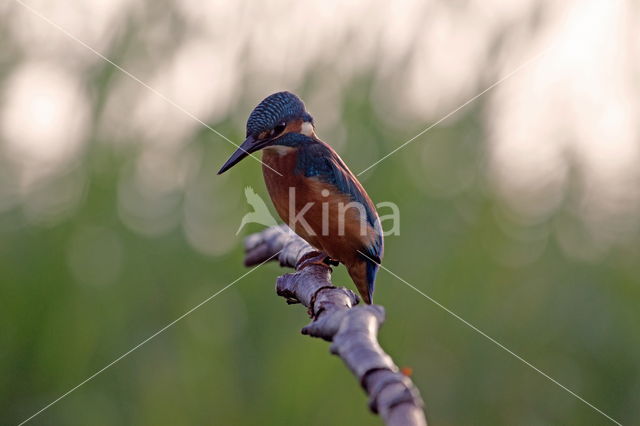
(273, 122, 286, 135)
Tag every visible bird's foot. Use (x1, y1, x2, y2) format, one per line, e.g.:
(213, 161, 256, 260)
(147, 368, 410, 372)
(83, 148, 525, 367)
(323, 256, 340, 267)
(298, 252, 334, 270)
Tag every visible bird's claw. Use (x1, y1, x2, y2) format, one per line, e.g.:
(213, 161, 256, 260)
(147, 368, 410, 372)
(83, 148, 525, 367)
(298, 253, 334, 270)
(323, 256, 340, 266)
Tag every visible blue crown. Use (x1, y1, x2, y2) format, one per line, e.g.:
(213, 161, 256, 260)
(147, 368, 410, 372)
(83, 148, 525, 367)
(246, 91, 311, 136)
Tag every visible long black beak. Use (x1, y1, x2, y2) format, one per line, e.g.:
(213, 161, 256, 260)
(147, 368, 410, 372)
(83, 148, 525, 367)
(218, 135, 262, 175)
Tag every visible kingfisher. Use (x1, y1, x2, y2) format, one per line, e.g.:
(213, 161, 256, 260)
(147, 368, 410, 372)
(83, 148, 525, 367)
(218, 91, 383, 304)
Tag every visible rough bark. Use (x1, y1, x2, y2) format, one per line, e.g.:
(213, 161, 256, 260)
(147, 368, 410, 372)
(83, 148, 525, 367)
(244, 225, 427, 426)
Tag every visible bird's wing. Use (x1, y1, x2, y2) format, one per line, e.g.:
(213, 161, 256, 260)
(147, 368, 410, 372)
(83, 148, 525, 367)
(295, 141, 383, 262)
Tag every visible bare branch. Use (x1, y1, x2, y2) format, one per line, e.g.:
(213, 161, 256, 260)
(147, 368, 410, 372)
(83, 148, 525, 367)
(244, 225, 427, 426)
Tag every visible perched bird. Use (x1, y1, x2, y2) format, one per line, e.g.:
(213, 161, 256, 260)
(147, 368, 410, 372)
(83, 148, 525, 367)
(218, 92, 383, 304)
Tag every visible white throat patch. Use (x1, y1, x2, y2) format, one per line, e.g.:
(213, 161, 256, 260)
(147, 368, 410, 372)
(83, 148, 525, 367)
(300, 121, 314, 136)
(265, 145, 294, 156)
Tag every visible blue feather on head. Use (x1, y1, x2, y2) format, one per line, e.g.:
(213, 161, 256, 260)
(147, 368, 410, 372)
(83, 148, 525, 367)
(246, 91, 313, 137)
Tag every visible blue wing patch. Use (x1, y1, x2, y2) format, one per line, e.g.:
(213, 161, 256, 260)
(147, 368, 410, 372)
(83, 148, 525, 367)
(295, 141, 375, 226)
(293, 138, 384, 302)
(295, 139, 384, 262)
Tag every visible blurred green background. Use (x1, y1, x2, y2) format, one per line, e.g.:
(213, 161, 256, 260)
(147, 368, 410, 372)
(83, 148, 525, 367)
(1, 0, 639, 425)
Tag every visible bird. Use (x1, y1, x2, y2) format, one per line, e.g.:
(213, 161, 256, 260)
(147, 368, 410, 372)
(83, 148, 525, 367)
(235, 186, 279, 235)
(218, 91, 383, 304)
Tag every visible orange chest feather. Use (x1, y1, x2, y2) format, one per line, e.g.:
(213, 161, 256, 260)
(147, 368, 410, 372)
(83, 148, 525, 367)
(261, 148, 378, 261)
(262, 148, 302, 221)
(262, 149, 339, 228)
(262, 148, 344, 219)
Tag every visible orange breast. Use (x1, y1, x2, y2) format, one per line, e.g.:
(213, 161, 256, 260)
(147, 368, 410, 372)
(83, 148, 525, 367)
(262, 147, 300, 225)
(262, 149, 378, 265)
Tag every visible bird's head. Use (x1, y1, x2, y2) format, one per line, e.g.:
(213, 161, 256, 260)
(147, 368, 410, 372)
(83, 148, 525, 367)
(218, 91, 314, 174)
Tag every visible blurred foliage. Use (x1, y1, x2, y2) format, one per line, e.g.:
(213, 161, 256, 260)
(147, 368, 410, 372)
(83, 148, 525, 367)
(3, 82, 639, 425)
(2, 2, 640, 426)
